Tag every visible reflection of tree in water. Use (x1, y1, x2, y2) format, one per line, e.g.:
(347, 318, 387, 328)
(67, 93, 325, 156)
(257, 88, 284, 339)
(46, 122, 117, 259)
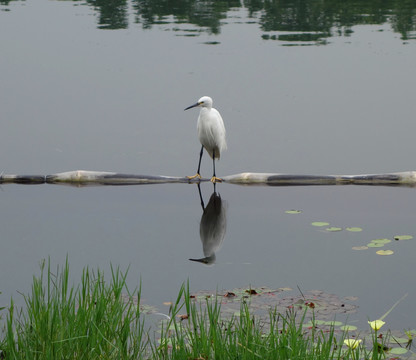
(132, 0, 189, 30)
(244, 0, 416, 40)
(132, 0, 240, 34)
(4, 0, 412, 40)
(85, 0, 129, 29)
(390, 0, 416, 40)
(132, 0, 416, 40)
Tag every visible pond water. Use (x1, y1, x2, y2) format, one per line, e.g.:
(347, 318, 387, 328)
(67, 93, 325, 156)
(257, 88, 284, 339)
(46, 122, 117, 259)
(1, 0, 416, 331)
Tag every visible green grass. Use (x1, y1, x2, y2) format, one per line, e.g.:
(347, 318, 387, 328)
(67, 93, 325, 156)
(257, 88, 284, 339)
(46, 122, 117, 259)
(2, 260, 147, 359)
(0, 261, 396, 359)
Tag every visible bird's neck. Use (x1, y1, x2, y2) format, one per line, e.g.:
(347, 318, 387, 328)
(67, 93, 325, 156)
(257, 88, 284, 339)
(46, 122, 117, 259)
(200, 107, 211, 113)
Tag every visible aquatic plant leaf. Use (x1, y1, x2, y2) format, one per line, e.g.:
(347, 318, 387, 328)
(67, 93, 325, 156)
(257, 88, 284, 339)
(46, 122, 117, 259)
(394, 235, 413, 241)
(371, 238, 391, 244)
(325, 227, 342, 232)
(389, 347, 408, 355)
(285, 210, 302, 214)
(190, 287, 358, 327)
(391, 337, 409, 344)
(376, 250, 394, 256)
(311, 221, 330, 227)
(325, 321, 343, 326)
(367, 243, 385, 248)
(352, 246, 368, 250)
(139, 304, 158, 314)
(302, 321, 314, 328)
(340, 325, 358, 331)
(346, 227, 363, 232)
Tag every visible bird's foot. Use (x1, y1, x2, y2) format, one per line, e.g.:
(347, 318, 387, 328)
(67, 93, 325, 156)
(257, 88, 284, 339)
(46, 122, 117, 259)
(210, 176, 223, 183)
(186, 173, 202, 181)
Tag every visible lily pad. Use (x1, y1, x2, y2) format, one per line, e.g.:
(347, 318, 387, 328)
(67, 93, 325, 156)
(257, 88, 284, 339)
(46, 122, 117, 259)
(325, 227, 343, 232)
(325, 320, 343, 326)
(139, 304, 159, 314)
(311, 221, 330, 227)
(340, 325, 358, 331)
(371, 238, 391, 244)
(389, 347, 408, 355)
(391, 337, 409, 344)
(376, 250, 394, 256)
(352, 246, 368, 250)
(302, 321, 314, 328)
(367, 243, 385, 248)
(190, 287, 358, 327)
(312, 320, 343, 326)
(346, 227, 363, 232)
(394, 235, 413, 241)
(285, 210, 302, 214)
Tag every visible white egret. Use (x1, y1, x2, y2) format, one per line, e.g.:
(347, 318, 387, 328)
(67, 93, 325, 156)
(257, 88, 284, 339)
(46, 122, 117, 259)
(184, 96, 227, 183)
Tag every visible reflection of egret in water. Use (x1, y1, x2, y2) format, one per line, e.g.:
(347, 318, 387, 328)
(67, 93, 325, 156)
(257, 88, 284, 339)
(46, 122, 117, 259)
(189, 184, 227, 265)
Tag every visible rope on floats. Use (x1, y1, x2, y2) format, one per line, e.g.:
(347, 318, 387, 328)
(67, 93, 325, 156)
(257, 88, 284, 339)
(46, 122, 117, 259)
(1, 170, 416, 187)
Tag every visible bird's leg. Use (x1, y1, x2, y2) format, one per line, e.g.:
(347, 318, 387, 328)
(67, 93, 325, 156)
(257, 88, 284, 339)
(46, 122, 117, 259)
(212, 149, 216, 178)
(210, 149, 222, 183)
(197, 183, 205, 210)
(187, 145, 204, 180)
(197, 145, 204, 174)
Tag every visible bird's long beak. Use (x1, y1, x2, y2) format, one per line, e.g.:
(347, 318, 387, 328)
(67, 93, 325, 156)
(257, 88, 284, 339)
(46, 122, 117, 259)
(184, 102, 199, 111)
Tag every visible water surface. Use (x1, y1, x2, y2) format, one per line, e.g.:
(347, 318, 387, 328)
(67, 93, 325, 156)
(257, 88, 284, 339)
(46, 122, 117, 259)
(1, 0, 416, 330)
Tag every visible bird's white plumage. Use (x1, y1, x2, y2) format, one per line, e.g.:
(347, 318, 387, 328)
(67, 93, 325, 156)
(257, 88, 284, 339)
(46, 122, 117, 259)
(196, 96, 227, 159)
(185, 96, 227, 182)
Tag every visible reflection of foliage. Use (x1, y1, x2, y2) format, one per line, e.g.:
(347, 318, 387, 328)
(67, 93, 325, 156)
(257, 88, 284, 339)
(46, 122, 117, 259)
(3, 0, 415, 40)
(256, 0, 334, 33)
(133, 0, 416, 40)
(132, 0, 190, 30)
(132, 0, 240, 34)
(84, 0, 129, 29)
(244, 0, 416, 40)
(390, 0, 416, 40)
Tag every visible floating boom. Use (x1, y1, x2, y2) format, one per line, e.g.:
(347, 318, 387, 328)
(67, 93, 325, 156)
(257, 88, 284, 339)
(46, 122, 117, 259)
(1, 170, 416, 187)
